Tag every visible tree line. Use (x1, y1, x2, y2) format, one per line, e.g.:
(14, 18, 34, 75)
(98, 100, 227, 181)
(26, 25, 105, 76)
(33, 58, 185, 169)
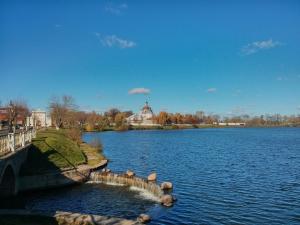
(1, 96, 300, 132)
(48, 96, 300, 130)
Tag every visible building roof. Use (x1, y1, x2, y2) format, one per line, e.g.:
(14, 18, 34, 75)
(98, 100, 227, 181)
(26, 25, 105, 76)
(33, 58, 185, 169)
(142, 101, 153, 114)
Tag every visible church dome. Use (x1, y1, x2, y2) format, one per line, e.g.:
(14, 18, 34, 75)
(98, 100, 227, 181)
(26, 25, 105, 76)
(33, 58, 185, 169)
(142, 101, 153, 113)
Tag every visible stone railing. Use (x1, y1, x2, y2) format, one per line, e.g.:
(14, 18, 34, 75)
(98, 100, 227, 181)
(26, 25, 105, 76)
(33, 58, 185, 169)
(0, 128, 36, 157)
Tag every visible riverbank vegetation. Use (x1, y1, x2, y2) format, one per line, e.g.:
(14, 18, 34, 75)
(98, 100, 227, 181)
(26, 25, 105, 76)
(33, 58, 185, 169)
(21, 129, 105, 175)
(47, 95, 300, 132)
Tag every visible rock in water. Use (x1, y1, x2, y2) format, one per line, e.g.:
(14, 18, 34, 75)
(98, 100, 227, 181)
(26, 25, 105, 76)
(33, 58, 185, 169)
(160, 194, 174, 207)
(137, 214, 151, 223)
(102, 168, 111, 173)
(160, 181, 173, 190)
(126, 170, 135, 178)
(147, 173, 157, 182)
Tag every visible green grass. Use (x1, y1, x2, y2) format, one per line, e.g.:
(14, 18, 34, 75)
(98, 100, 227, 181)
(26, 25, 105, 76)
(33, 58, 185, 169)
(21, 129, 87, 175)
(80, 143, 105, 167)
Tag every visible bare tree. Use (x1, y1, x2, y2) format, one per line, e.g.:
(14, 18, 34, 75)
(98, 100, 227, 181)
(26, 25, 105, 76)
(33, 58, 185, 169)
(6, 100, 29, 131)
(104, 108, 120, 123)
(49, 95, 76, 129)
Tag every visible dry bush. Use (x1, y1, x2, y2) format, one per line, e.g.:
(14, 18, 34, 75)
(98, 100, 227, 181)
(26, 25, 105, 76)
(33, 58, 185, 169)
(66, 128, 82, 144)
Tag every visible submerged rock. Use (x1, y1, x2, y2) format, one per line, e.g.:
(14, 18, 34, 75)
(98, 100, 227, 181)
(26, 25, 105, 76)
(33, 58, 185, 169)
(137, 214, 151, 223)
(147, 173, 157, 182)
(160, 194, 174, 207)
(160, 181, 173, 190)
(126, 170, 135, 178)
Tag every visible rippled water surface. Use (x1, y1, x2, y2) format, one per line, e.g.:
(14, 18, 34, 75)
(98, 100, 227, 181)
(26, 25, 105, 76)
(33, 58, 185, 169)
(27, 128, 300, 224)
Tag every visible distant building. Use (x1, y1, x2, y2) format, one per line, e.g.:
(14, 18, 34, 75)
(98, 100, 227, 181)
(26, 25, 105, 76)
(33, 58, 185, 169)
(26, 110, 52, 128)
(214, 122, 246, 126)
(126, 102, 157, 126)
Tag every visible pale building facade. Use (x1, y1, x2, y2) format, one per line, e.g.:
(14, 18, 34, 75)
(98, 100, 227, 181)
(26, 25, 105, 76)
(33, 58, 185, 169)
(214, 122, 246, 126)
(126, 102, 157, 126)
(26, 110, 52, 128)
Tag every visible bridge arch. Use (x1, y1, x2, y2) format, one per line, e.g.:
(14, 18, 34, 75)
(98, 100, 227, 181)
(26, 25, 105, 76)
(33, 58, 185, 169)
(0, 164, 17, 197)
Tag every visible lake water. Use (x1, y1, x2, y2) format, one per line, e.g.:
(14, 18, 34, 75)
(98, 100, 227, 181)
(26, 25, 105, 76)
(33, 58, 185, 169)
(25, 128, 300, 224)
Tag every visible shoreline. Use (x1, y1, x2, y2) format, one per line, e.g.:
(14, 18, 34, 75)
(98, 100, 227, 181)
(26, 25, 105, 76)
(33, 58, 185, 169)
(83, 124, 300, 133)
(19, 159, 108, 192)
(0, 129, 153, 224)
(0, 209, 140, 225)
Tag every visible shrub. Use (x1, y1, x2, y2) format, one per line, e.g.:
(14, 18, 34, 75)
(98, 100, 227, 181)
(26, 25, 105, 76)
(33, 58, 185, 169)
(66, 128, 82, 144)
(171, 124, 180, 129)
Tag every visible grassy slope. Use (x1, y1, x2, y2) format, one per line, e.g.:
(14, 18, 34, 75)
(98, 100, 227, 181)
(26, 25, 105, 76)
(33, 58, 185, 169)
(80, 143, 105, 167)
(21, 129, 104, 175)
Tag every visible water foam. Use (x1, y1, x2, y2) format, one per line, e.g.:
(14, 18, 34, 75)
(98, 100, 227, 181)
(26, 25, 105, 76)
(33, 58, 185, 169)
(86, 180, 126, 186)
(129, 186, 161, 202)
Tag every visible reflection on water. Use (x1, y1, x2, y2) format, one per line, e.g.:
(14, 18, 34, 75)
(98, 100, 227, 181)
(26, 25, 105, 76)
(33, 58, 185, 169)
(23, 128, 300, 224)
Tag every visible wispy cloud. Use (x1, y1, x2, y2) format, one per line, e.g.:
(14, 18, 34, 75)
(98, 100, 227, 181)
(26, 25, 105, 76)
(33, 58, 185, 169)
(277, 76, 283, 81)
(95, 33, 136, 49)
(128, 88, 150, 95)
(276, 76, 288, 81)
(241, 39, 282, 55)
(54, 24, 62, 28)
(207, 88, 217, 93)
(297, 106, 300, 111)
(105, 3, 128, 15)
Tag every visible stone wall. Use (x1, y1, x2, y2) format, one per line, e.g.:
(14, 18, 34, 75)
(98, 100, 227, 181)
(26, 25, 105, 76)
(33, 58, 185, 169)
(19, 160, 107, 192)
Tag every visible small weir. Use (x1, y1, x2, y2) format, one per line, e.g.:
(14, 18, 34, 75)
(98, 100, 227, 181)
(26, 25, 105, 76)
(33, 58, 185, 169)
(89, 171, 175, 207)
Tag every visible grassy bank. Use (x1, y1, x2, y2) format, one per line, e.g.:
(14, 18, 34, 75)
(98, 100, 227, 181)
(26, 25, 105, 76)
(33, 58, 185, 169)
(21, 129, 105, 175)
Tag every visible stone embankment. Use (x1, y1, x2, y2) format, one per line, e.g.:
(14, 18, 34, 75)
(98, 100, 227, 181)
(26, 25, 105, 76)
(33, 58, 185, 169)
(0, 209, 141, 225)
(19, 159, 108, 192)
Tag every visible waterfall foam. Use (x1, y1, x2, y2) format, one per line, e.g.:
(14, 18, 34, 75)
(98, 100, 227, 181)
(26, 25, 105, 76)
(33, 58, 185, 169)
(86, 180, 126, 186)
(129, 186, 161, 202)
(89, 171, 175, 206)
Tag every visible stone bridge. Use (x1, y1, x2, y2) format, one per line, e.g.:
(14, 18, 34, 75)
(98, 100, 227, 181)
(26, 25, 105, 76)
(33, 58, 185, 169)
(0, 129, 35, 197)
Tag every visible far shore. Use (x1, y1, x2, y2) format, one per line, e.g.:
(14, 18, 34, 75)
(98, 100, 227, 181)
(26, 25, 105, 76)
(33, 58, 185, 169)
(83, 124, 300, 133)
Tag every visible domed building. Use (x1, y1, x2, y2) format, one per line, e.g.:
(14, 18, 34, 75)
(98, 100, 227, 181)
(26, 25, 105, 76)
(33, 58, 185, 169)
(126, 101, 156, 126)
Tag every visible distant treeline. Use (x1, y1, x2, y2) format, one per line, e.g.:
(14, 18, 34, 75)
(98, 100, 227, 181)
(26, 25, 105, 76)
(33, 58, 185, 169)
(2, 96, 300, 132)
(47, 96, 300, 131)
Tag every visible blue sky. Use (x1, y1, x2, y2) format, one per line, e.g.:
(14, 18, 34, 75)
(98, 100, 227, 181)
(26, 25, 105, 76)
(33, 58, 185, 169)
(1, 0, 300, 116)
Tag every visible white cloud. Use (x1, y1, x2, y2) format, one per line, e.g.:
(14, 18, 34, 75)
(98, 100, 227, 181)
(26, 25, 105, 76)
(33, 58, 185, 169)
(105, 3, 127, 15)
(207, 88, 217, 93)
(241, 39, 282, 55)
(128, 88, 150, 95)
(96, 33, 136, 49)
